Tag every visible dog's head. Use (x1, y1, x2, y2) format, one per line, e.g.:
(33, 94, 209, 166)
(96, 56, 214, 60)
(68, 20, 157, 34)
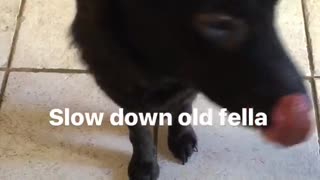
(116, 0, 314, 146)
(74, 0, 314, 146)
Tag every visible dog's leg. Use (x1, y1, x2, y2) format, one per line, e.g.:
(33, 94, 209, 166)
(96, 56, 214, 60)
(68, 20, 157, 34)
(168, 104, 198, 164)
(168, 94, 198, 164)
(127, 111, 159, 180)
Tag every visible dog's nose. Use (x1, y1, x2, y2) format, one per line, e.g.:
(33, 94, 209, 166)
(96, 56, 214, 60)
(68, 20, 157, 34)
(263, 94, 314, 146)
(192, 13, 247, 49)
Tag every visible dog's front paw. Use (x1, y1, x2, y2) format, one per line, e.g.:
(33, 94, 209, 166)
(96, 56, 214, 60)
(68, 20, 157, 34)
(128, 153, 159, 180)
(168, 126, 198, 164)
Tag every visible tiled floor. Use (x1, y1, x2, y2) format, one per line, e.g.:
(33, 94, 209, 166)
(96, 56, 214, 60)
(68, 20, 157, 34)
(0, 0, 320, 180)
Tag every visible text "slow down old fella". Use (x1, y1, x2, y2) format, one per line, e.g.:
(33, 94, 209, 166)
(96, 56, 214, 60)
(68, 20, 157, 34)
(49, 108, 268, 127)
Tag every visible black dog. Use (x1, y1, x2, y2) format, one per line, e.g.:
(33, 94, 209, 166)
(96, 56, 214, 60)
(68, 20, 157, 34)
(71, 0, 313, 179)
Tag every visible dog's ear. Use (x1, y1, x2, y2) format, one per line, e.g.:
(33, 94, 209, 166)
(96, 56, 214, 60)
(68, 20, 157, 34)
(193, 13, 247, 50)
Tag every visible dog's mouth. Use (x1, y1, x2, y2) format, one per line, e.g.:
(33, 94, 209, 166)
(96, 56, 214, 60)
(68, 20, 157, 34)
(262, 94, 314, 146)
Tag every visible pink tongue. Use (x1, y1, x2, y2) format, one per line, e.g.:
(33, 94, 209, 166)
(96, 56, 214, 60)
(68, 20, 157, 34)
(262, 94, 313, 146)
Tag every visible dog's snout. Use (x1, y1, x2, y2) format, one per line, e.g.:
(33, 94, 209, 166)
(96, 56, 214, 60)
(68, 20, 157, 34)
(193, 13, 247, 49)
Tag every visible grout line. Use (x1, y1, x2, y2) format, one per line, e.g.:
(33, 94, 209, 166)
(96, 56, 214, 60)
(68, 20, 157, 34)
(8, 68, 89, 74)
(301, 0, 320, 150)
(0, 0, 26, 109)
(0, 66, 89, 73)
(0, 67, 317, 77)
(303, 76, 313, 80)
(301, 1, 316, 75)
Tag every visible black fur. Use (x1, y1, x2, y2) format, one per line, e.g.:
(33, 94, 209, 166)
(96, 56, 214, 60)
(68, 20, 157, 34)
(71, 0, 307, 179)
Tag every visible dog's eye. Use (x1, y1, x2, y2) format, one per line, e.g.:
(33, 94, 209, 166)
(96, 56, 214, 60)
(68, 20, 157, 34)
(193, 13, 247, 50)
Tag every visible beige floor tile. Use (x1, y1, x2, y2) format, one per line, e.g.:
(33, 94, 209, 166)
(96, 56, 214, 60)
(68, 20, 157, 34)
(0, 72, 129, 180)
(276, 0, 311, 76)
(158, 92, 320, 180)
(306, 0, 320, 75)
(0, 0, 20, 67)
(11, 0, 85, 69)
